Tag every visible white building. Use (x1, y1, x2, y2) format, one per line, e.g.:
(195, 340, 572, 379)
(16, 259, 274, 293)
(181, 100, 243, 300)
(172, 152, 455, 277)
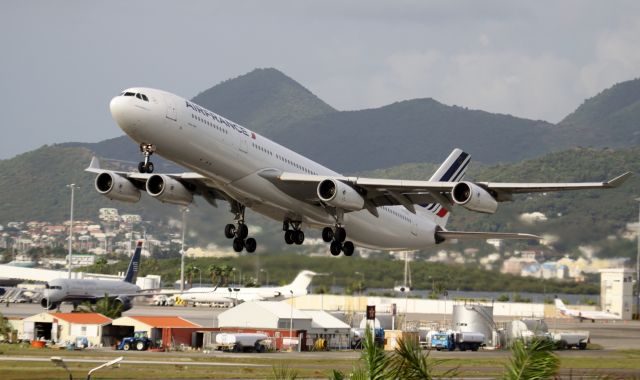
(599, 268, 634, 320)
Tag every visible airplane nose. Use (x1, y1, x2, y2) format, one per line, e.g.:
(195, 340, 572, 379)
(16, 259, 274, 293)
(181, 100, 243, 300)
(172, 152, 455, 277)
(110, 96, 130, 126)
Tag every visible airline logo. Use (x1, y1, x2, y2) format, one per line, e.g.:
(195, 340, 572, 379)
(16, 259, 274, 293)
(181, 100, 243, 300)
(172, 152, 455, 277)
(422, 151, 470, 217)
(185, 100, 254, 138)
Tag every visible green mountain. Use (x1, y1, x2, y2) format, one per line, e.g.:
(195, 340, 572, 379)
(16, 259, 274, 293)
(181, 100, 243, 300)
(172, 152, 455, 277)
(557, 78, 640, 147)
(191, 68, 336, 135)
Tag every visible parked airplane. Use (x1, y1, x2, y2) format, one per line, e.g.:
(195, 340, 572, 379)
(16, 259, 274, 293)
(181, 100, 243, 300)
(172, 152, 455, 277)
(88, 88, 631, 256)
(177, 270, 317, 305)
(554, 298, 621, 322)
(41, 241, 148, 310)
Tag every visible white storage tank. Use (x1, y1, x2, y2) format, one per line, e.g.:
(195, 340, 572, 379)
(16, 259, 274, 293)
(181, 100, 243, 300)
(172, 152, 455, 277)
(452, 304, 495, 346)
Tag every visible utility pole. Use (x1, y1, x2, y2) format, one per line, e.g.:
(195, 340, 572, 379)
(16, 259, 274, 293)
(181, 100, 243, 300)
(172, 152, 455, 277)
(66, 184, 78, 279)
(180, 207, 189, 292)
(636, 197, 640, 319)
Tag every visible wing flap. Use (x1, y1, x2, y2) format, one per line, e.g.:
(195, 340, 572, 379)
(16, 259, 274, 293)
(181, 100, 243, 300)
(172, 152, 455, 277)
(437, 230, 540, 241)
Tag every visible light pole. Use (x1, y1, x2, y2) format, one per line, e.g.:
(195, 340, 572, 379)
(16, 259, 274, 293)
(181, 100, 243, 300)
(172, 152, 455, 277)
(66, 184, 78, 279)
(193, 266, 202, 287)
(180, 207, 189, 292)
(289, 289, 294, 349)
(260, 268, 269, 286)
(87, 356, 123, 379)
(51, 356, 72, 380)
(636, 197, 640, 319)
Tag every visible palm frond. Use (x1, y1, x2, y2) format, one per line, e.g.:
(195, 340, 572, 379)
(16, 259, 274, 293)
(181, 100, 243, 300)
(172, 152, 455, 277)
(389, 337, 457, 380)
(501, 337, 559, 380)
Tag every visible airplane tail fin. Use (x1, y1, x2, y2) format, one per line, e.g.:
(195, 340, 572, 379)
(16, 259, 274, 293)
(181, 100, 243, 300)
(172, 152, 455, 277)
(554, 297, 567, 311)
(287, 270, 317, 291)
(419, 148, 471, 227)
(123, 241, 143, 284)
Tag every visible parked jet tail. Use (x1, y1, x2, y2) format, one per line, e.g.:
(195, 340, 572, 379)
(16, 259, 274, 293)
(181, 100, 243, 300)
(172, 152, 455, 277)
(420, 148, 471, 227)
(554, 298, 568, 311)
(286, 270, 317, 291)
(123, 241, 143, 284)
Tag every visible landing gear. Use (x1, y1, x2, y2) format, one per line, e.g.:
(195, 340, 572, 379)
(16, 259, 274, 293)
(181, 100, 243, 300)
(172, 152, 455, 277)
(224, 204, 257, 253)
(324, 225, 355, 256)
(138, 143, 156, 173)
(283, 220, 305, 245)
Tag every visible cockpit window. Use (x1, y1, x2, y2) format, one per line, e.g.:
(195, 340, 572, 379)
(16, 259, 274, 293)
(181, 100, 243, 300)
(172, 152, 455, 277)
(141, 94, 149, 101)
(124, 92, 135, 97)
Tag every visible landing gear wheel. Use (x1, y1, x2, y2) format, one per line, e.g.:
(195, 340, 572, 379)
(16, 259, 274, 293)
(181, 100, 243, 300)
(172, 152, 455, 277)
(232, 238, 244, 252)
(138, 162, 145, 173)
(284, 230, 294, 245)
(145, 162, 154, 173)
(237, 224, 249, 240)
(342, 241, 355, 256)
(293, 230, 305, 245)
(224, 224, 236, 239)
(334, 227, 347, 243)
(322, 227, 334, 243)
(245, 238, 257, 253)
(330, 241, 342, 256)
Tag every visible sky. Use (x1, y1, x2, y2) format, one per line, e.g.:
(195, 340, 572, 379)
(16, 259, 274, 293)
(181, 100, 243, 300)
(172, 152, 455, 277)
(1, 1, 640, 159)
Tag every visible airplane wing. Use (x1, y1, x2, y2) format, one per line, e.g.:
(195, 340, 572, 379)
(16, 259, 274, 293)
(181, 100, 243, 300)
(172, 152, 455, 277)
(271, 171, 631, 214)
(85, 156, 231, 206)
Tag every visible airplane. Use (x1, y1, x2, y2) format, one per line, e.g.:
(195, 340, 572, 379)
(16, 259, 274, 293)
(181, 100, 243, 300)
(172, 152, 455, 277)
(177, 270, 317, 305)
(41, 241, 149, 310)
(87, 87, 631, 256)
(554, 298, 621, 322)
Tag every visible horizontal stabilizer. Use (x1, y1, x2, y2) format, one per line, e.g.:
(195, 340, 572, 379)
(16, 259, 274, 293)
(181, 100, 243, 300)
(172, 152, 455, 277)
(436, 230, 540, 241)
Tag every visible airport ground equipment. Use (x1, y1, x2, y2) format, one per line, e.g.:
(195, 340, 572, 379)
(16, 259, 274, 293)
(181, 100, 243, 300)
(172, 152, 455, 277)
(117, 331, 152, 351)
(214, 333, 270, 352)
(552, 331, 589, 350)
(350, 327, 385, 348)
(430, 331, 484, 351)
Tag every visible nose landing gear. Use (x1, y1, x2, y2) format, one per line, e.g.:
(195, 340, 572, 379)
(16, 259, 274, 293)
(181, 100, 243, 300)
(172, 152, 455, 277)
(224, 204, 257, 253)
(138, 143, 156, 173)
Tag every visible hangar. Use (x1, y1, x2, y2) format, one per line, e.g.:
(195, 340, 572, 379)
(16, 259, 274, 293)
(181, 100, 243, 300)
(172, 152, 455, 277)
(21, 312, 112, 346)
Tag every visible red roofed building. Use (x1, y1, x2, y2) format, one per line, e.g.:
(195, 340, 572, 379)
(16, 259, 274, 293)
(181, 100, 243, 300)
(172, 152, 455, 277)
(22, 312, 112, 347)
(111, 316, 209, 349)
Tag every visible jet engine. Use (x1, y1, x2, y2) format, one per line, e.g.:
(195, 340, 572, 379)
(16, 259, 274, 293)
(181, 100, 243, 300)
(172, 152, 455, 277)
(95, 172, 141, 203)
(451, 181, 498, 214)
(146, 174, 193, 206)
(40, 298, 58, 310)
(317, 179, 365, 211)
(114, 296, 133, 311)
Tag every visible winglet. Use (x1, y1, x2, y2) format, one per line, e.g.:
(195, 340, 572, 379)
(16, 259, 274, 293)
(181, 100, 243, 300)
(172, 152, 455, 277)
(86, 156, 102, 173)
(604, 172, 632, 188)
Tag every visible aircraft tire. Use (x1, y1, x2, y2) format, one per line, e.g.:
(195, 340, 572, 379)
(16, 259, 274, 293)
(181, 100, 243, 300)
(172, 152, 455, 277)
(238, 224, 249, 240)
(224, 224, 236, 239)
(245, 238, 257, 253)
(322, 227, 333, 242)
(335, 227, 347, 243)
(330, 241, 342, 256)
(232, 238, 244, 252)
(342, 241, 354, 256)
(284, 230, 294, 245)
(138, 162, 145, 173)
(146, 162, 154, 173)
(294, 230, 305, 245)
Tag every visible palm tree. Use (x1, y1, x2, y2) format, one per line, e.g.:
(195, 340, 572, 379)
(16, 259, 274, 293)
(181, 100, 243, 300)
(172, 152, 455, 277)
(389, 335, 457, 380)
(219, 264, 233, 286)
(78, 294, 123, 319)
(501, 337, 559, 380)
(208, 264, 221, 286)
(184, 264, 197, 288)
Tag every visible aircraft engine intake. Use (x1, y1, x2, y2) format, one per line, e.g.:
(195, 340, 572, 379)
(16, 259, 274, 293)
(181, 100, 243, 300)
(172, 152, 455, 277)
(317, 179, 365, 211)
(114, 296, 133, 311)
(451, 181, 498, 214)
(40, 298, 58, 310)
(95, 172, 141, 203)
(146, 174, 193, 206)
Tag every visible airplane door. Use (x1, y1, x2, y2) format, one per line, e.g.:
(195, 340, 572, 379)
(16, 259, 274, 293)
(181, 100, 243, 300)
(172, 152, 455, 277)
(165, 95, 177, 121)
(411, 219, 418, 237)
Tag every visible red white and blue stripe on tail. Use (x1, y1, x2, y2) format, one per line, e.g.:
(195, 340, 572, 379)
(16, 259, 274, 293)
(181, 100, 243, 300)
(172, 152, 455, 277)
(420, 148, 470, 222)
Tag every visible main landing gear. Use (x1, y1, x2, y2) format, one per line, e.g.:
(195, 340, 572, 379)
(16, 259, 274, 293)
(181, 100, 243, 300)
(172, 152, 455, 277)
(322, 226, 355, 256)
(224, 205, 257, 253)
(283, 220, 305, 245)
(138, 143, 156, 173)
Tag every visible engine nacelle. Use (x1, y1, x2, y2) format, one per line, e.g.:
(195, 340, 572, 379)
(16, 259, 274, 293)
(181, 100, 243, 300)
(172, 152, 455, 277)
(146, 174, 193, 206)
(40, 298, 58, 310)
(115, 296, 133, 311)
(317, 179, 365, 211)
(95, 172, 141, 203)
(451, 181, 498, 214)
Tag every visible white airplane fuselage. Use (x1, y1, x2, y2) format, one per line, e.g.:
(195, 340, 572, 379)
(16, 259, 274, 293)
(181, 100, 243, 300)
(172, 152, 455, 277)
(43, 278, 139, 307)
(110, 88, 439, 250)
